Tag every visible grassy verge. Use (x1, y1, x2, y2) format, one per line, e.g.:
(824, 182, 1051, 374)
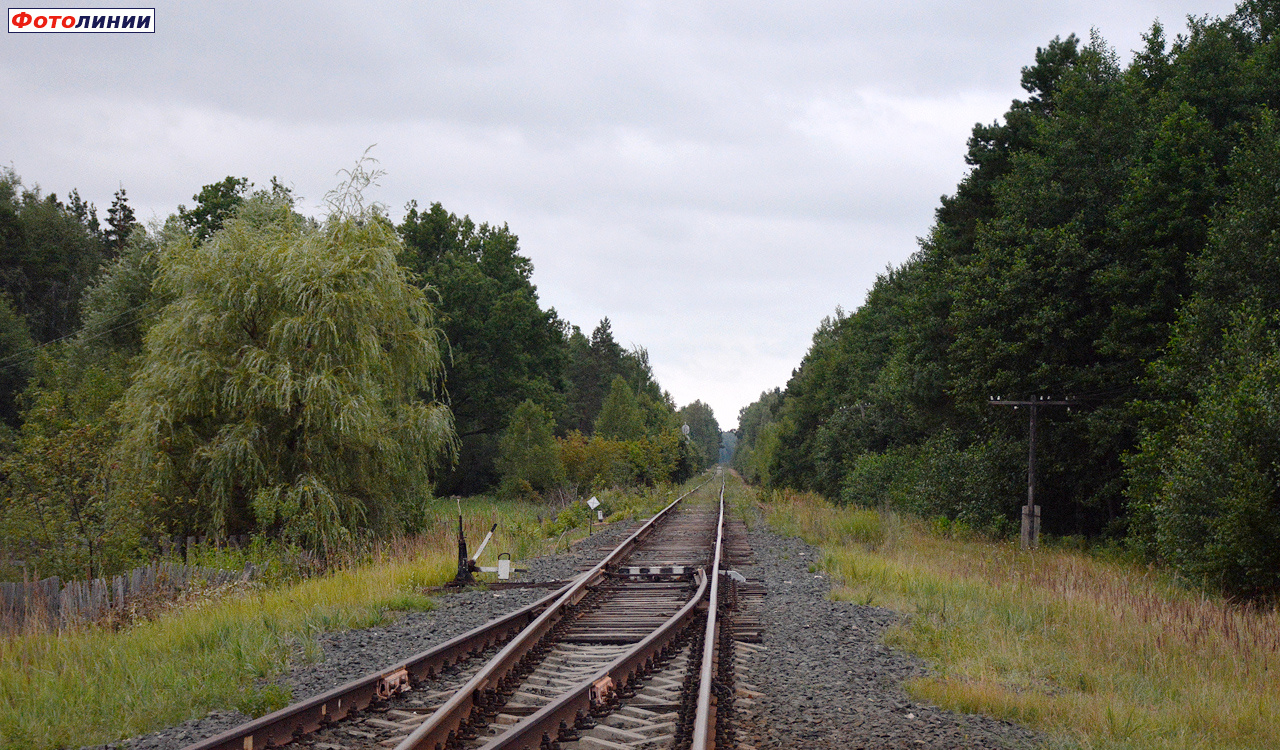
(0, 482, 694, 750)
(755, 480, 1280, 750)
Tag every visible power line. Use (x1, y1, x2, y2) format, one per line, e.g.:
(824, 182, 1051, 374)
(0, 296, 166, 373)
(989, 395, 1078, 550)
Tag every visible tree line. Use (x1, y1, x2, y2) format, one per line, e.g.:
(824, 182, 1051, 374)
(0, 158, 720, 580)
(734, 0, 1280, 600)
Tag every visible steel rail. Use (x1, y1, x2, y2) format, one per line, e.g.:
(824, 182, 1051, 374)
(469, 568, 712, 750)
(394, 476, 714, 750)
(184, 584, 572, 750)
(690, 473, 727, 750)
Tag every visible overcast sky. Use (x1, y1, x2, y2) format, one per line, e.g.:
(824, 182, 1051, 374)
(2, 0, 1242, 428)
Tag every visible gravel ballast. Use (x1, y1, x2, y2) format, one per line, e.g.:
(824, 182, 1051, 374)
(108, 514, 1042, 750)
(738, 525, 1042, 750)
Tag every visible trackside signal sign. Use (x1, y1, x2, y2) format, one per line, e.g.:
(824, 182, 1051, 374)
(8, 8, 154, 32)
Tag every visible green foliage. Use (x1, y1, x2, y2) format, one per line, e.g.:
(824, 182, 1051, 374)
(836, 434, 1020, 535)
(731, 388, 781, 482)
(898, 433, 1023, 533)
(396, 201, 567, 495)
(741, 3, 1280, 597)
(594, 376, 646, 441)
(179, 535, 315, 588)
(76, 221, 168, 359)
(117, 171, 456, 551)
(1129, 315, 1280, 599)
(235, 683, 293, 718)
(552, 501, 592, 535)
(718, 429, 737, 464)
(839, 447, 913, 509)
(0, 168, 106, 343)
(677, 400, 720, 470)
(1124, 103, 1280, 598)
(0, 294, 35, 428)
(0, 349, 142, 580)
(104, 187, 137, 260)
(556, 428, 689, 494)
(497, 399, 563, 500)
(565, 319, 664, 434)
(176, 176, 252, 243)
(746, 420, 783, 486)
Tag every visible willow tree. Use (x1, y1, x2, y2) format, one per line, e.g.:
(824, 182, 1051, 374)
(118, 170, 455, 550)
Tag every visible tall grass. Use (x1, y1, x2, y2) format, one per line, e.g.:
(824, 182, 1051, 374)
(757, 483, 1280, 750)
(0, 486, 688, 750)
(0, 548, 444, 748)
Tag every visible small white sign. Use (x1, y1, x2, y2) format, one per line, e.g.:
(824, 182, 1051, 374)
(587, 496, 600, 509)
(597, 510, 604, 521)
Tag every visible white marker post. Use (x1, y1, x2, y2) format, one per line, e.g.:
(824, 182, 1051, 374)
(587, 496, 600, 536)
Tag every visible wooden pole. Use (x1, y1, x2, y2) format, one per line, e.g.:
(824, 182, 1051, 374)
(990, 397, 1073, 549)
(1025, 403, 1037, 549)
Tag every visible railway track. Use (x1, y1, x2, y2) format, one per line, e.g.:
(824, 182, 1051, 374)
(185, 471, 765, 750)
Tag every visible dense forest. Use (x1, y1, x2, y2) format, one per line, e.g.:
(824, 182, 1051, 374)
(0, 160, 720, 580)
(734, 1, 1280, 599)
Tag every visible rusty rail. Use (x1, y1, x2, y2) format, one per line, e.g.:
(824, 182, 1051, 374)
(179, 475, 718, 750)
(185, 582, 572, 750)
(393, 477, 713, 750)
(467, 569, 710, 750)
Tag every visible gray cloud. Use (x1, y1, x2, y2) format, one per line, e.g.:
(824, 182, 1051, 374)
(1, 0, 1242, 424)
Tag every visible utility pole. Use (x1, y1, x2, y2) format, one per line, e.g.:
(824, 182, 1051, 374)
(989, 396, 1075, 549)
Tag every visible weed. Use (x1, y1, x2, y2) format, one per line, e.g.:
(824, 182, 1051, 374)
(376, 592, 436, 612)
(235, 683, 292, 718)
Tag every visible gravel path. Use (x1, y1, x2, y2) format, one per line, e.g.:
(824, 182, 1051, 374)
(104, 514, 1042, 750)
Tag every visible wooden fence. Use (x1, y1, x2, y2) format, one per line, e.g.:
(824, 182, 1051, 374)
(0, 560, 257, 632)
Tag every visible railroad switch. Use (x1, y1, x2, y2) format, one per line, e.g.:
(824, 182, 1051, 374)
(449, 518, 527, 588)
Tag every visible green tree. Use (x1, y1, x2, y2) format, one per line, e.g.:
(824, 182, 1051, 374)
(0, 295, 35, 430)
(397, 201, 567, 495)
(0, 349, 140, 581)
(104, 186, 137, 260)
(1126, 107, 1280, 596)
(718, 430, 737, 465)
(117, 173, 456, 551)
(176, 176, 251, 243)
(1132, 309, 1280, 598)
(76, 221, 169, 359)
(594, 376, 646, 441)
(566, 319, 625, 433)
(565, 319, 665, 434)
(496, 399, 563, 499)
(677, 400, 720, 470)
(0, 168, 106, 343)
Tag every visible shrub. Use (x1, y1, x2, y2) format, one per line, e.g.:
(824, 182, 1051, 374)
(496, 400, 562, 500)
(1134, 312, 1280, 599)
(838, 434, 1021, 534)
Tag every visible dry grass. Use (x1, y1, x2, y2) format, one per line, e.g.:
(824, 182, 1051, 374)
(757, 484, 1280, 750)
